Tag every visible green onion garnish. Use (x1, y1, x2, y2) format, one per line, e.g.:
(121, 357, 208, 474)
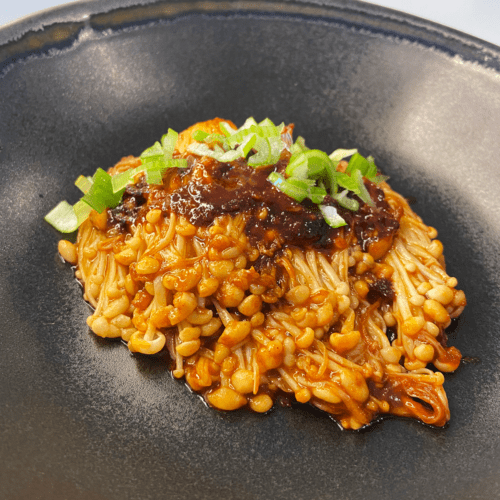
(329, 148, 358, 163)
(319, 204, 347, 228)
(334, 189, 360, 212)
(46, 118, 388, 234)
(75, 175, 93, 194)
(45, 129, 186, 233)
(81, 168, 124, 213)
(45, 201, 80, 233)
(192, 130, 209, 142)
(268, 172, 308, 202)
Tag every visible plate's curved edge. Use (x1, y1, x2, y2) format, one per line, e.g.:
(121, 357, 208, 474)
(2, 0, 500, 74)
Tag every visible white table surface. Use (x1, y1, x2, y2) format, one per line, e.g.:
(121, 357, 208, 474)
(1, 0, 500, 48)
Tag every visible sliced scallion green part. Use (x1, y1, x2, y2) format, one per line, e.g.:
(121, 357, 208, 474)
(140, 141, 164, 161)
(329, 148, 357, 163)
(319, 204, 347, 228)
(187, 142, 217, 158)
(287, 177, 316, 189)
(75, 175, 93, 194)
(193, 130, 209, 142)
(203, 133, 228, 147)
(237, 133, 257, 158)
(372, 174, 389, 184)
(304, 150, 333, 178)
(45, 198, 94, 234)
(46, 118, 389, 236)
(44, 201, 79, 233)
(47, 127, 187, 233)
(291, 136, 308, 156)
(353, 168, 375, 207)
(334, 189, 359, 211)
(346, 152, 378, 181)
(267, 136, 285, 165)
(286, 150, 332, 179)
(268, 171, 284, 187)
(307, 185, 327, 204)
(145, 168, 163, 185)
(258, 117, 276, 128)
(336, 172, 360, 195)
(144, 158, 188, 184)
(81, 168, 124, 213)
(219, 121, 237, 137)
(74, 199, 94, 223)
(161, 129, 178, 157)
(268, 172, 308, 202)
(187, 142, 240, 163)
(241, 117, 259, 129)
(111, 167, 139, 193)
(286, 153, 308, 178)
(246, 134, 284, 167)
(218, 149, 242, 162)
(248, 137, 271, 167)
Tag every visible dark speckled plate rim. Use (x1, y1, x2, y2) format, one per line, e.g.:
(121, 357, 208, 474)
(2, 0, 500, 75)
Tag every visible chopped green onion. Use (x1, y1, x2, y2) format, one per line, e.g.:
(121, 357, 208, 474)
(285, 153, 308, 178)
(346, 153, 378, 181)
(187, 117, 288, 167)
(111, 167, 139, 193)
(329, 148, 357, 163)
(304, 150, 333, 178)
(46, 127, 188, 232)
(75, 175, 93, 194)
(319, 204, 347, 228)
(238, 133, 257, 158)
(186, 142, 240, 163)
(44, 199, 94, 233)
(268, 171, 285, 187)
(185, 118, 385, 219)
(268, 136, 285, 165)
(248, 137, 272, 167)
(286, 149, 333, 180)
(145, 167, 163, 185)
(219, 121, 237, 137)
(287, 177, 316, 189)
(81, 168, 124, 213)
(291, 136, 308, 156)
(202, 133, 228, 148)
(227, 118, 284, 149)
(46, 117, 389, 236)
(218, 149, 242, 162)
(140, 130, 187, 185)
(336, 172, 359, 195)
(334, 190, 359, 211)
(353, 168, 375, 207)
(44, 201, 79, 233)
(140, 141, 164, 161)
(241, 117, 259, 129)
(73, 199, 94, 225)
(193, 130, 209, 142)
(372, 174, 389, 184)
(246, 134, 284, 167)
(258, 117, 276, 128)
(187, 142, 217, 158)
(268, 172, 307, 202)
(323, 161, 341, 195)
(161, 129, 178, 157)
(307, 185, 327, 204)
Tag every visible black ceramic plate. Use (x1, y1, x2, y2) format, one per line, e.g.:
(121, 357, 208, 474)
(1, 1, 500, 499)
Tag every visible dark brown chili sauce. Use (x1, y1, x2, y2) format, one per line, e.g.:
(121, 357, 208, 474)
(108, 152, 399, 258)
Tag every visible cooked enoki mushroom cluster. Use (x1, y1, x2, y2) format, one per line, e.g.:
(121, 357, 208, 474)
(57, 119, 466, 430)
